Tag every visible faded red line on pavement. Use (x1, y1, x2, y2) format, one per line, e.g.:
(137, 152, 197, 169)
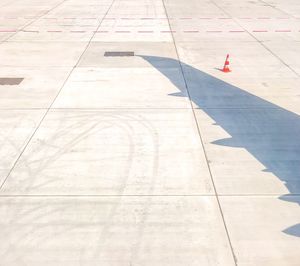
(0, 29, 17, 32)
(253, 30, 268, 32)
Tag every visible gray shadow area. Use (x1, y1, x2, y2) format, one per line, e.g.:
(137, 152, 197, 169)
(0, 78, 24, 85)
(139, 55, 300, 237)
(283, 223, 300, 237)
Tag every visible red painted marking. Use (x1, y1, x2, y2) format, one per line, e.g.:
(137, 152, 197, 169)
(115, 31, 131, 33)
(138, 31, 154, 33)
(206, 30, 222, 33)
(160, 30, 176, 33)
(253, 30, 268, 32)
(0, 29, 16, 32)
(47, 30, 62, 33)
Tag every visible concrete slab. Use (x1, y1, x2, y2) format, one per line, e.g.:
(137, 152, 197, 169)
(0, 42, 87, 67)
(1, 110, 213, 195)
(53, 67, 190, 108)
(0, 110, 45, 185)
(0, 67, 71, 108)
(0, 0, 300, 264)
(0, 196, 235, 266)
(263, 40, 300, 75)
(220, 196, 300, 266)
(78, 42, 178, 68)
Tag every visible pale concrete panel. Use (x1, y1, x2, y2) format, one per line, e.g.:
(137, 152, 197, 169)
(220, 196, 300, 266)
(53, 67, 190, 108)
(0, 42, 88, 67)
(0, 110, 45, 185)
(1, 110, 213, 195)
(46, 4, 110, 18)
(0, 196, 235, 266)
(0, 67, 71, 108)
(263, 40, 300, 75)
(78, 42, 177, 68)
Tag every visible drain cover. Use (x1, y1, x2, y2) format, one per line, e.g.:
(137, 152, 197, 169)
(104, 51, 134, 57)
(0, 78, 24, 85)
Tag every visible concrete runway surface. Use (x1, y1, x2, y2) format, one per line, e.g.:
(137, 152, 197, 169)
(0, 0, 299, 265)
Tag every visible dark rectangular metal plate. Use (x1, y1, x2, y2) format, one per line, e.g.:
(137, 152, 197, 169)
(104, 51, 134, 57)
(0, 78, 24, 85)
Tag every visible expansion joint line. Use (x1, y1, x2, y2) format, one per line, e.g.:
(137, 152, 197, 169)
(1, 0, 70, 43)
(160, 0, 239, 265)
(0, 0, 117, 190)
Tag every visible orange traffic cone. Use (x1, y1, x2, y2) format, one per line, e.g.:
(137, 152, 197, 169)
(222, 54, 231, 73)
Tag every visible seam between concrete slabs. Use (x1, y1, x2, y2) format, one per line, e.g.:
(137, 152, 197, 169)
(161, 0, 239, 265)
(0, 0, 71, 44)
(0, 0, 118, 190)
